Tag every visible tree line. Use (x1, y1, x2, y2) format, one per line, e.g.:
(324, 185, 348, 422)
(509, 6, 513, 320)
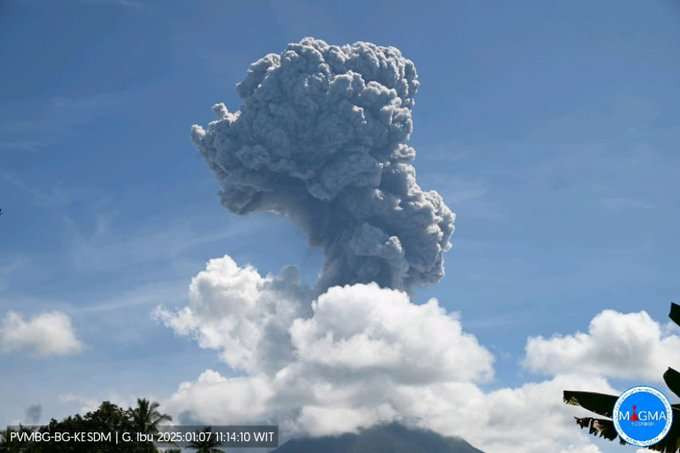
(0, 399, 224, 452)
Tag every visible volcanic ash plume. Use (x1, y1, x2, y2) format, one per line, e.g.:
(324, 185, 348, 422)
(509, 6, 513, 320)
(191, 37, 454, 291)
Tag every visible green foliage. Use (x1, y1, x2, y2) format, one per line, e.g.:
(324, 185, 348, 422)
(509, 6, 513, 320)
(0, 425, 36, 453)
(0, 399, 172, 453)
(127, 399, 173, 437)
(188, 427, 225, 453)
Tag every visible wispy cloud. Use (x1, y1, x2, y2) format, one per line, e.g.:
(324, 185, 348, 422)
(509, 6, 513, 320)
(0, 93, 122, 153)
(64, 210, 265, 275)
(0, 171, 99, 209)
(0, 256, 27, 292)
(78, 0, 144, 9)
(77, 279, 187, 314)
(600, 196, 654, 211)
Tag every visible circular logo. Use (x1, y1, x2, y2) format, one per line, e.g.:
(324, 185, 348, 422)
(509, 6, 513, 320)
(613, 386, 673, 447)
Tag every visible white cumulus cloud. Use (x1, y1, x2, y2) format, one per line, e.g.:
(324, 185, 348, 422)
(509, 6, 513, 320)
(157, 255, 613, 453)
(164, 368, 610, 453)
(524, 309, 680, 381)
(289, 283, 493, 383)
(154, 256, 309, 373)
(0, 310, 82, 357)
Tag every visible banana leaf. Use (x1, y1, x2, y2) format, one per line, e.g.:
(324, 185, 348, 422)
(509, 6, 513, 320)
(563, 391, 617, 418)
(665, 367, 680, 399)
(573, 417, 621, 442)
(671, 303, 680, 328)
(646, 407, 680, 453)
(574, 407, 680, 452)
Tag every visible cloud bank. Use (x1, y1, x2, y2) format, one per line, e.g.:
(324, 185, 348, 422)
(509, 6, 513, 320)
(191, 37, 454, 291)
(0, 310, 82, 357)
(157, 256, 623, 453)
(156, 256, 492, 435)
(157, 257, 493, 386)
(524, 309, 680, 381)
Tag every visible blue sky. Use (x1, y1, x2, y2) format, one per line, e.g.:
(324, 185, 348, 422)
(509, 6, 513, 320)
(2, 0, 680, 450)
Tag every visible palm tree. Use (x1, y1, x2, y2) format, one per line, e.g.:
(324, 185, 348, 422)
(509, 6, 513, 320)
(127, 399, 172, 436)
(188, 427, 224, 453)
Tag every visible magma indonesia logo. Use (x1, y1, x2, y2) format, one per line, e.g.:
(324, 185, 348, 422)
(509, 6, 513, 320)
(613, 386, 673, 447)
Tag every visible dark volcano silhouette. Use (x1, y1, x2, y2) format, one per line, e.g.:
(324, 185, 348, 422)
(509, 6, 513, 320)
(272, 423, 484, 453)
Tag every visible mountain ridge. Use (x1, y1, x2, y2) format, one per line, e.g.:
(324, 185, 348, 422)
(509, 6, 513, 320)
(272, 423, 484, 453)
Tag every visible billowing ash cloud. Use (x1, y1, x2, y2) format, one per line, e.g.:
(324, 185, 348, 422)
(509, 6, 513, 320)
(191, 37, 454, 290)
(158, 38, 637, 453)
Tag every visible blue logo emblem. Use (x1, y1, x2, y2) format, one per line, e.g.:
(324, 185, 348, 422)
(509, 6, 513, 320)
(613, 386, 673, 447)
